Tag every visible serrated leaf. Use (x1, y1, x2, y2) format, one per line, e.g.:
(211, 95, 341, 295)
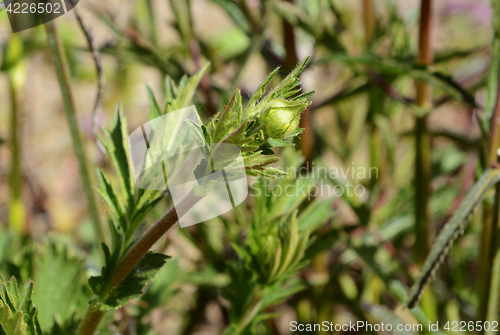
(32, 239, 87, 332)
(146, 86, 162, 120)
(407, 168, 500, 309)
(251, 167, 288, 178)
(97, 252, 169, 310)
(166, 63, 210, 113)
(0, 277, 41, 335)
(246, 68, 280, 114)
(0, 300, 26, 335)
(186, 119, 209, 158)
(127, 196, 164, 242)
(97, 169, 126, 232)
(98, 105, 134, 211)
(213, 90, 242, 143)
(243, 152, 280, 170)
(164, 76, 176, 108)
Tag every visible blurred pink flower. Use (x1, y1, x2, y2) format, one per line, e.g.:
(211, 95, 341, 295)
(441, 1, 491, 24)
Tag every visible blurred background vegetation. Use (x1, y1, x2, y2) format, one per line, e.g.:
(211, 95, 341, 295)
(0, 0, 499, 334)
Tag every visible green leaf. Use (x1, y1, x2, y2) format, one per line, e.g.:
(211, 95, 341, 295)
(261, 281, 304, 309)
(1, 35, 24, 73)
(32, 239, 87, 332)
(212, 90, 242, 143)
(407, 168, 500, 309)
(95, 252, 169, 310)
(98, 105, 134, 211)
(0, 277, 42, 335)
(297, 199, 334, 232)
(186, 119, 209, 158)
(127, 196, 164, 242)
(249, 167, 288, 178)
(243, 152, 280, 170)
(165, 63, 210, 113)
(0, 301, 26, 335)
(246, 68, 280, 115)
(97, 169, 126, 232)
(146, 86, 162, 120)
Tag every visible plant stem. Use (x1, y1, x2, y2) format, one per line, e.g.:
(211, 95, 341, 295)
(363, 0, 375, 48)
(75, 190, 201, 335)
(479, 152, 500, 334)
(8, 73, 26, 233)
(489, 69, 500, 165)
(414, 0, 433, 263)
(478, 2, 500, 324)
(75, 303, 104, 335)
(480, 70, 500, 332)
(44, 20, 104, 241)
(282, 0, 314, 163)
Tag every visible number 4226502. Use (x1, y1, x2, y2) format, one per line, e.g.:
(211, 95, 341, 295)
(5, 2, 61, 14)
(444, 321, 498, 332)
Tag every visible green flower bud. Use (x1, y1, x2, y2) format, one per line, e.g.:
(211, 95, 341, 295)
(262, 99, 304, 139)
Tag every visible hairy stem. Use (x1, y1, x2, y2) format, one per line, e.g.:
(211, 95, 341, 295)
(44, 20, 104, 241)
(414, 0, 433, 263)
(76, 190, 201, 335)
(76, 303, 104, 335)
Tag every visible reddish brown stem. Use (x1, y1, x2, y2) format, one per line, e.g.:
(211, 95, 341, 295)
(414, 0, 433, 263)
(76, 190, 201, 335)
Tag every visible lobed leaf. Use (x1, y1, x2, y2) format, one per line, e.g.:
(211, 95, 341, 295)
(93, 252, 169, 310)
(32, 240, 87, 333)
(98, 106, 134, 211)
(146, 86, 162, 120)
(0, 276, 41, 335)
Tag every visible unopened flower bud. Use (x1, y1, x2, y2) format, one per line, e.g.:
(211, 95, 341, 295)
(262, 99, 304, 139)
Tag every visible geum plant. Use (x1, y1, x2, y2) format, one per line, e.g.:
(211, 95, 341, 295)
(68, 57, 314, 335)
